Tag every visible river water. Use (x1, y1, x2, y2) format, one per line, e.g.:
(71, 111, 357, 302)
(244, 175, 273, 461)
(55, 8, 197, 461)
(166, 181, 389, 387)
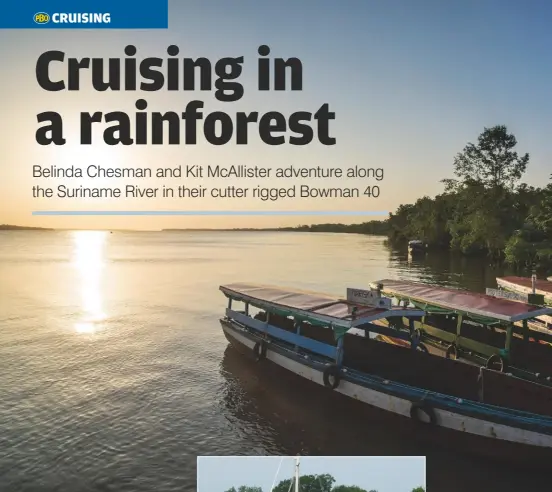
(0, 230, 542, 492)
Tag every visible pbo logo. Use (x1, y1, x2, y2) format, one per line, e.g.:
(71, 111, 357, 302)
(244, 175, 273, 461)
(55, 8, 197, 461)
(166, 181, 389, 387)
(34, 12, 50, 24)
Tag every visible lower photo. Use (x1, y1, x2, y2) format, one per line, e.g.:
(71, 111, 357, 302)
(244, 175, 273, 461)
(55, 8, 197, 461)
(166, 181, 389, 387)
(196, 456, 426, 492)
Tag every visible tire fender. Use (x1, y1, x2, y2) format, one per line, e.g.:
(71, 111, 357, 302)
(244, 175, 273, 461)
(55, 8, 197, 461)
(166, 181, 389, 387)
(253, 340, 267, 361)
(416, 343, 429, 354)
(323, 364, 341, 389)
(410, 401, 437, 425)
(446, 343, 458, 360)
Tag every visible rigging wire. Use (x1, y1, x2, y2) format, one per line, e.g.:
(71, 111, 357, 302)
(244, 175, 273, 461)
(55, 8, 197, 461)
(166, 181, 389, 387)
(269, 456, 285, 492)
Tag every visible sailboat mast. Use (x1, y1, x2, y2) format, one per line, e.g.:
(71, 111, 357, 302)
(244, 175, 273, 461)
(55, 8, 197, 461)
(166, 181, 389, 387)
(294, 456, 300, 492)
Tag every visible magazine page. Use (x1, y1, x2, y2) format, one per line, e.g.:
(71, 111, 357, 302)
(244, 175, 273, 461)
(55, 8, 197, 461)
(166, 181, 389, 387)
(1, 2, 551, 491)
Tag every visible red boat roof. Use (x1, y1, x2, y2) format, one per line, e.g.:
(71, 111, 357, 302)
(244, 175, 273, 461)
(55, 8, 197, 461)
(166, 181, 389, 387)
(220, 282, 425, 327)
(497, 276, 552, 300)
(378, 279, 552, 323)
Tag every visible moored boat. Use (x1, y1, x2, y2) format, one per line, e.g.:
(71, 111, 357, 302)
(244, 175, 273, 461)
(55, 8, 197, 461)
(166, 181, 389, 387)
(219, 282, 552, 466)
(377, 279, 552, 384)
(496, 275, 552, 306)
(492, 275, 552, 333)
(408, 240, 426, 255)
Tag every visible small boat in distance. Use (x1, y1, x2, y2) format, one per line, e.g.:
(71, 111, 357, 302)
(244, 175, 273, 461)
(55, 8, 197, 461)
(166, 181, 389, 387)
(219, 282, 552, 466)
(408, 240, 426, 255)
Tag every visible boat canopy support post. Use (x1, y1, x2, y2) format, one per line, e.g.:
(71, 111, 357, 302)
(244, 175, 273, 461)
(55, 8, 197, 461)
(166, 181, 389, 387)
(294, 321, 301, 351)
(523, 319, 529, 342)
(227, 297, 232, 310)
(504, 323, 513, 357)
(455, 314, 463, 344)
(409, 317, 415, 335)
(264, 311, 270, 339)
(245, 302, 249, 316)
(336, 333, 344, 367)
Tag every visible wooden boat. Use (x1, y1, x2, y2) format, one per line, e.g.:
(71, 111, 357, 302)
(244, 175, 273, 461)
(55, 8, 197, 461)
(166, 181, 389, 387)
(220, 282, 552, 465)
(492, 275, 552, 332)
(496, 275, 552, 306)
(377, 279, 552, 384)
(408, 240, 426, 255)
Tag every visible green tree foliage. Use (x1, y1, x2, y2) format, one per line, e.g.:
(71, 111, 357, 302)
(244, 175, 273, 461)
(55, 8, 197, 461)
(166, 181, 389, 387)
(386, 126, 551, 269)
(445, 125, 529, 190)
(236, 125, 547, 270)
(224, 487, 263, 492)
(273, 473, 335, 492)
(504, 175, 552, 267)
(280, 221, 389, 235)
(225, 474, 425, 492)
(332, 486, 370, 492)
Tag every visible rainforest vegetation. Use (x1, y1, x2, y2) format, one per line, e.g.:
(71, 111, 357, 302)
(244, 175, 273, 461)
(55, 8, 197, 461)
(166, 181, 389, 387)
(289, 125, 552, 270)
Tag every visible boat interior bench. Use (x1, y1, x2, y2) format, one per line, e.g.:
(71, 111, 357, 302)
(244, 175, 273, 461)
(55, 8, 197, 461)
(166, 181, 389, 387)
(424, 314, 552, 374)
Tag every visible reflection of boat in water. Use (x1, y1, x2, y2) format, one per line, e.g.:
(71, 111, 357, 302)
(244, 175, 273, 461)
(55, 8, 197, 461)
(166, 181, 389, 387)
(219, 282, 552, 467)
(219, 350, 552, 489)
(408, 240, 426, 255)
(220, 345, 424, 457)
(378, 279, 552, 385)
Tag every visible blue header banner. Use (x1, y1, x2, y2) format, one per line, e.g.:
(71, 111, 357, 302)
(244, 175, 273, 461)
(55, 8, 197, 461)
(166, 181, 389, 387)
(1, 0, 168, 29)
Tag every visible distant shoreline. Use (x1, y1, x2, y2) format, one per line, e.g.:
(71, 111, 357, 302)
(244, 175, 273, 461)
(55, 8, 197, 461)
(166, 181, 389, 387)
(0, 221, 389, 235)
(164, 220, 389, 235)
(0, 224, 53, 231)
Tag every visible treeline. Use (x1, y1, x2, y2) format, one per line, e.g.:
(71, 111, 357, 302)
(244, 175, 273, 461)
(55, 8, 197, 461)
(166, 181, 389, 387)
(387, 125, 552, 269)
(224, 473, 424, 492)
(0, 224, 52, 230)
(278, 221, 389, 235)
(285, 126, 551, 270)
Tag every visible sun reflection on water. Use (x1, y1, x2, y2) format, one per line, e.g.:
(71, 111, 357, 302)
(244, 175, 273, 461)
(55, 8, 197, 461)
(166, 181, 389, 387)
(72, 230, 107, 334)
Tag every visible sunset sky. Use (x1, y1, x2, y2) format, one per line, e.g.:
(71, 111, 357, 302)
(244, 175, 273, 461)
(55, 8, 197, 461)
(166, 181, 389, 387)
(1, 0, 551, 230)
